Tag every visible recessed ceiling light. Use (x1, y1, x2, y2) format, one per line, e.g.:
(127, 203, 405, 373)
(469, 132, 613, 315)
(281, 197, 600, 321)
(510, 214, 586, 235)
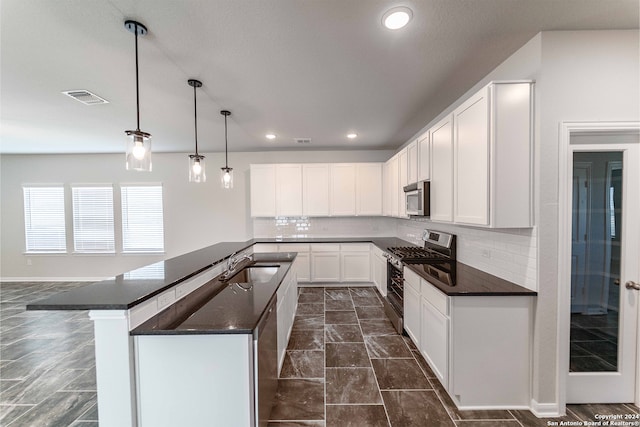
(347, 133, 358, 139)
(382, 6, 413, 30)
(265, 133, 276, 140)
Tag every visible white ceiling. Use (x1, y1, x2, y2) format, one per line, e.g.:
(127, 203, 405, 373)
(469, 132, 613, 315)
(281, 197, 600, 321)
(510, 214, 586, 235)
(1, 0, 638, 154)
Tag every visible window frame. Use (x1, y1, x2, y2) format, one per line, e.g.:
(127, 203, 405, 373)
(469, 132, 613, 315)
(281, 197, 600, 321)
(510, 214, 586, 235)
(120, 184, 165, 254)
(70, 184, 116, 254)
(22, 185, 68, 254)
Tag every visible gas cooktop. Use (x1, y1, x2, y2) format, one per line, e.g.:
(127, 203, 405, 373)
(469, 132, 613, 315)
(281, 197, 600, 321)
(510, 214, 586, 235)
(386, 246, 450, 263)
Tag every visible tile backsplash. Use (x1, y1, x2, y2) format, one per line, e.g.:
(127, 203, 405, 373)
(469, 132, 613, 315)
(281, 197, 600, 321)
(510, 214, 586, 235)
(253, 216, 397, 239)
(253, 216, 537, 290)
(397, 218, 537, 290)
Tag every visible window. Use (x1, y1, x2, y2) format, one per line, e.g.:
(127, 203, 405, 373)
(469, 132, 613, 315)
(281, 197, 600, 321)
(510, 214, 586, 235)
(121, 185, 164, 253)
(23, 186, 67, 252)
(72, 186, 115, 253)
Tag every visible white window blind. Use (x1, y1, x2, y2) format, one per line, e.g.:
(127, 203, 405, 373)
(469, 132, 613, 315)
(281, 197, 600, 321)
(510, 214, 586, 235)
(121, 186, 164, 253)
(72, 186, 115, 253)
(23, 186, 67, 252)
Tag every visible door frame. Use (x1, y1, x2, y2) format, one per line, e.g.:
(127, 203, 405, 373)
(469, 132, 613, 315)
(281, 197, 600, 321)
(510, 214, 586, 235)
(557, 121, 640, 413)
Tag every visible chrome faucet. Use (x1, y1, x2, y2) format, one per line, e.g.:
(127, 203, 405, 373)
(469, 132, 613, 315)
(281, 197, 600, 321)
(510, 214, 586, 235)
(220, 251, 251, 280)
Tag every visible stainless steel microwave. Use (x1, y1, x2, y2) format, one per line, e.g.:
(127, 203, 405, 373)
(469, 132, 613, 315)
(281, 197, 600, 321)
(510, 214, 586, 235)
(404, 181, 430, 216)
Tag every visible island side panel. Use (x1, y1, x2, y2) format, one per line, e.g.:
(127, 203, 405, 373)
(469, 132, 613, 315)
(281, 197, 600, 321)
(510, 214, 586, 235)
(134, 334, 254, 427)
(449, 295, 533, 409)
(89, 310, 138, 427)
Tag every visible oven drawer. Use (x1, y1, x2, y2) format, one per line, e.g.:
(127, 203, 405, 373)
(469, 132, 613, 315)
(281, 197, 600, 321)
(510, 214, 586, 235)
(421, 280, 448, 316)
(404, 268, 421, 293)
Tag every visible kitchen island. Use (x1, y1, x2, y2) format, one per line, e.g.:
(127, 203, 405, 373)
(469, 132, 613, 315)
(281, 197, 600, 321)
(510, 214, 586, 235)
(26, 237, 405, 427)
(27, 246, 301, 427)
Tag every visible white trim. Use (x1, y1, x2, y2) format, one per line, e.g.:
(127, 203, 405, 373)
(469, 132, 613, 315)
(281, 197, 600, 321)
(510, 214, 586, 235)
(0, 276, 109, 282)
(557, 121, 640, 412)
(530, 399, 561, 418)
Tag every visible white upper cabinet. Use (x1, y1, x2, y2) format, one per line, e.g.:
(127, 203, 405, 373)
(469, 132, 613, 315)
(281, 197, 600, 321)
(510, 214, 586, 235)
(453, 87, 490, 225)
(389, 155, 399, 217)
(356, 163, 382, 216)
(303, 164, 330, 216)
(398, 148, 408, 218)
(276, 164, 303, 216)
(382, 160, 391, 216)
(251, 162, 384, 218)
(250, 164, 276, 217)
(407, 140, 418, 185)
(417, 131, 430, 182)
(430, 114, 454, 222)
(453, 81, 533, 228)
(330, 164, 357, 216)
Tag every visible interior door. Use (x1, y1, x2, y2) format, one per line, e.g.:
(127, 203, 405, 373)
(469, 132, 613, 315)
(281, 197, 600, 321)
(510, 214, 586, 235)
(567, 139, 639, 403)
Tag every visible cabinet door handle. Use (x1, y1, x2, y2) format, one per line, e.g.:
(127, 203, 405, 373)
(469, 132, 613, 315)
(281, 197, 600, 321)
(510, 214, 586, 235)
(625, 281, 640, 291)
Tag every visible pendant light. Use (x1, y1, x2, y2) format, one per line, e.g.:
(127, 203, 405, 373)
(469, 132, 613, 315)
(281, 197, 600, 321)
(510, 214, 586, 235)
(187, 79, 206, 183)
(220, 110, 233, 189)
(124, 20, 152, 171)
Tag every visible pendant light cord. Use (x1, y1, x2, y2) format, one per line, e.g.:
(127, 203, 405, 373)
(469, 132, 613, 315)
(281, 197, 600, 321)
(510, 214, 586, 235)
(224, 113, 228, 168)
(134, 23, 141, 132)
(193, 84, 198, 155)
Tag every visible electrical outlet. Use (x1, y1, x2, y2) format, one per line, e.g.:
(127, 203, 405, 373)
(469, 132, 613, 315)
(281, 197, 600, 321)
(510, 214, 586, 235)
(481, 249, 491, 258)
(157, 291, 175, 309)
(26, 258, 32, 266)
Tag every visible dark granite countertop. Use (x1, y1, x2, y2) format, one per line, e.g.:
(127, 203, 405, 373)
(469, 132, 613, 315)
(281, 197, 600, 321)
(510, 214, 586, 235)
(26, 236, 406, 311)
(406, 262, 537, 296)
(131, 253, 296, 335)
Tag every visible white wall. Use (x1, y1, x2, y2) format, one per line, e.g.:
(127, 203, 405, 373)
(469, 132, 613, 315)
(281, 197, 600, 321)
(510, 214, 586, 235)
(0, 150, 391, 280)
(534, 29, 639, 408)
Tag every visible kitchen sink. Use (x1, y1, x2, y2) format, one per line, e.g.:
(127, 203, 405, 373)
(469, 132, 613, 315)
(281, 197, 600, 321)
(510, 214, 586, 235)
(226, 266, 279, 283)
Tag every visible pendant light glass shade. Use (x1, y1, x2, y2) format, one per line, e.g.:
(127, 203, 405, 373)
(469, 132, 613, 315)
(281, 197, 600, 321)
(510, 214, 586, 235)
(220, 166, 233, 189)
(189, 155, 206, 183)
(125, 130, 152, 171)
(124, 20, 152, 172)
(187, 79, 206, 183)
(220, 110, 233, 189)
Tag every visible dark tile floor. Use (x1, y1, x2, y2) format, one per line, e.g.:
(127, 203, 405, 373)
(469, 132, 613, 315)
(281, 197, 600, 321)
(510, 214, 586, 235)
(570, 312, 619, 372)
(269, 286, 640, 427)
(0, 281, 637, 427)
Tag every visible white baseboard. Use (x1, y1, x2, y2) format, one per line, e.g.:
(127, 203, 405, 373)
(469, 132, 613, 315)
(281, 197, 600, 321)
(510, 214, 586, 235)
(0, 277, 108, 282)
(530, 399, 562, 418)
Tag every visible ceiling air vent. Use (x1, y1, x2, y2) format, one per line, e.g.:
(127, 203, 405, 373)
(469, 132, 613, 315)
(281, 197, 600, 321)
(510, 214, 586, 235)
(62, 90, 109, 105)
(294, 138, 312, 144)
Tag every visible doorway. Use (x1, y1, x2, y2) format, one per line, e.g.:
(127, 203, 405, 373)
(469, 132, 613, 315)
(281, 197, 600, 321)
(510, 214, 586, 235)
(559, 123, 639, 407)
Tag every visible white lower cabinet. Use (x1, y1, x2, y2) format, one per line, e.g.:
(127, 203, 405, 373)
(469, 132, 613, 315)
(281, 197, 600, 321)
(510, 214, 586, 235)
(311, 253, 340, 282)
(310, 248, 340, 282)
(371, 245, 387, 296)
(404, 266, 533, 409)
(403, 268, 421, 344)
(294, 253, 310, 282)
(253, 242, 380, 285)
(276, 244, 310, 282)
(339, 243, 370, 282)
(341, 252, 370, 282)
(420, 296, 449, 387)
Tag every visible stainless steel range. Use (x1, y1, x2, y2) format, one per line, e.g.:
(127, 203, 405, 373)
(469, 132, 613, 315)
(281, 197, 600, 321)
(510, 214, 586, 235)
(382, 229, 456, 333)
